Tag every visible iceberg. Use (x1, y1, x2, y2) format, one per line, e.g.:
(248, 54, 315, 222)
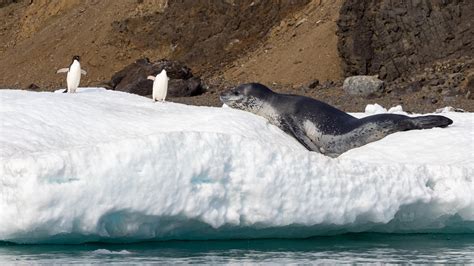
(0, 88, 473, 244)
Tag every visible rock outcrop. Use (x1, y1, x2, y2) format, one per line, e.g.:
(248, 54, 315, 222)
(106, 58, 204, 98)
(337, 0, 474, 81)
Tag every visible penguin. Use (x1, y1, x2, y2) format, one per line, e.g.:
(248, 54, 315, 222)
(56, 55, 87, 93)
(147, 69, 169, 102)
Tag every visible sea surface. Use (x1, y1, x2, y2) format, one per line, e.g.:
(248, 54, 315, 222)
(1, 233, 473, 264)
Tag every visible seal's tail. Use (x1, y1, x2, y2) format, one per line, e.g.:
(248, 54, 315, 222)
(407, 115, 453, 129)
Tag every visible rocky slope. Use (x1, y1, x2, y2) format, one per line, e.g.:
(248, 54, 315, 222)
(0, 0, 311, 89)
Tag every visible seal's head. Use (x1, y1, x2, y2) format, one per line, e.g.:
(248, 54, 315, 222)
(220, 83, 274, 113)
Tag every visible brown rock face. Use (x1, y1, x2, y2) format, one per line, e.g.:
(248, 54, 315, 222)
(337, 0, 474, 81)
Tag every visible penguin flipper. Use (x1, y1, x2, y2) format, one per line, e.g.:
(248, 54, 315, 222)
(62, 89, 68, 93)
(81, 69, 87, 75)
(147, 75, 156, 81)
(57, 68, 69, 74)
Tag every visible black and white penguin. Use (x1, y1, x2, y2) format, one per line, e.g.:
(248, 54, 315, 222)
(57, 55, 87, 93)
(147, 69, 169, 102)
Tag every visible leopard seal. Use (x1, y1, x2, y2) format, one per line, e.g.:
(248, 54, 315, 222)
(220, 83, 453, 157)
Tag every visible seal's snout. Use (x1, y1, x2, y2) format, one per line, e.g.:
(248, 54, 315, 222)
(219, 91, 229, 102)
(220, 90, 230, 98)
(219, 89, 235, 103)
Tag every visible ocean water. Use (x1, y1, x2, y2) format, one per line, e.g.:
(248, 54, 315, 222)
(1, 234, 473, 264)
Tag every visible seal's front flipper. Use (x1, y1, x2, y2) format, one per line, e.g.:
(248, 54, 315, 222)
(407, 115, 453, 129)
(57, 68, 69, 74)
(280, 117, 320, 152)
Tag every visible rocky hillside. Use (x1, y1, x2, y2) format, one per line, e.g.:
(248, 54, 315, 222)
(0, 0, 314, 89)
(0, 0, 472, 112)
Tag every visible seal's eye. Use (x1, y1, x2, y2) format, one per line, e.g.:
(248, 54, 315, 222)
(232, 91, 239, 96)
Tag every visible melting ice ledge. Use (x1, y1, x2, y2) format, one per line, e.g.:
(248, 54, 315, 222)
(0, 88, 473, 244)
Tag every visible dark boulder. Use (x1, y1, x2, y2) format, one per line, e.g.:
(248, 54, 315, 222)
(168, 77, 203, 97)
(106, 58, 204, 97)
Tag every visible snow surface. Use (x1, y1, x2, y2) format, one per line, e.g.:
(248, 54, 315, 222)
(0, 88, 473, 244)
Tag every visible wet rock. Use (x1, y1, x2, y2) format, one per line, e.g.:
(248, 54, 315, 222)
(342, 75, 385, 97)
(106, 58, 204, 97)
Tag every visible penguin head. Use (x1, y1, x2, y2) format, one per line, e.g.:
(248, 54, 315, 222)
(158, 69, 169, 80)
(72, 55, 81, 62)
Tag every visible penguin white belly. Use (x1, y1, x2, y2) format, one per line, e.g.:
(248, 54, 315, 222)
(153, 74, 168, 101)
(67, 61, 82, 93)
